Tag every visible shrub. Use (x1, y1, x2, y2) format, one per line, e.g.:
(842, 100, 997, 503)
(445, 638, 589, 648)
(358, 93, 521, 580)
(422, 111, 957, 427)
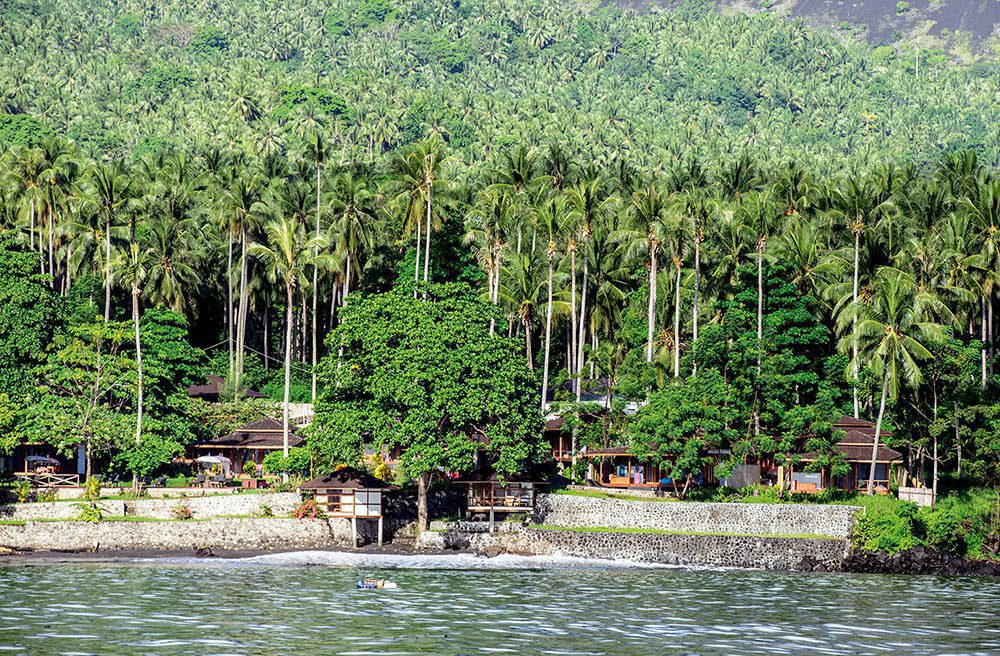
(35, 489, 56, 503)
(254, 503, 274, 518)
(293, 498, 326, 519)
(262, 447, 311, 477)
(13, 479, 31, 503)
(921, 508, 965, 554)
(853, 501, 919, 554)
(84, 476, 102, 501)
(75, 501, 105, 523)
(171, 502, 193, 520)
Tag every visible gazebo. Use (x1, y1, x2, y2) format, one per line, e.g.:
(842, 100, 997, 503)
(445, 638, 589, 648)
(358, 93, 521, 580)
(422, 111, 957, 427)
(298, 467, 395, 547)
(457, 471, 547, 532)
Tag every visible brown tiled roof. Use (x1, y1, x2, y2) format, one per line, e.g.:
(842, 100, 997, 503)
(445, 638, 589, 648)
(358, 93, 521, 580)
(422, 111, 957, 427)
(186, 375, 267, 400)
(545, 417, 564, 431)
(299, 466, 394, 490)
(581, 446, 632, 457)
(196, 418, 303, 450)
(456, 469, 549, 484)
(800, 442, 903, 463)
(833, 415, 892, 437)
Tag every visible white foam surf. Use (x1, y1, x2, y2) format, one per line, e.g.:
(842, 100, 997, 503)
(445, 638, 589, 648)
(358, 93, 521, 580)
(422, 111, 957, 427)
(134, 549, 687, 570)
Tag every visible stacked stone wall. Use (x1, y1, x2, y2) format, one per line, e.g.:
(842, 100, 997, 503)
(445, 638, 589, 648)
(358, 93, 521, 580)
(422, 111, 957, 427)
(534, 494, 860, 538)
(0, 517, 352, 552)
(0, 492, 299, 522)
(420, 525, 848, 571)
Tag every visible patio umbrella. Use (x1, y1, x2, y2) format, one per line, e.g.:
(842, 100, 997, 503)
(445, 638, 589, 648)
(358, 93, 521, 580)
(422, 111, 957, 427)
(195, 455, 232, 476)
(26, 455, 60, 466)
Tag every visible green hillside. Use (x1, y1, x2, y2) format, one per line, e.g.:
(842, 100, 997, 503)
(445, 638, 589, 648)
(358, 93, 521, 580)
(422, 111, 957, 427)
(0, 0, 996, 169)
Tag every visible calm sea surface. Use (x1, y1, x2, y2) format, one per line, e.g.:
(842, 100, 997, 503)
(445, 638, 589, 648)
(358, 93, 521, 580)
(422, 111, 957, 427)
(1, 551, 998, 655)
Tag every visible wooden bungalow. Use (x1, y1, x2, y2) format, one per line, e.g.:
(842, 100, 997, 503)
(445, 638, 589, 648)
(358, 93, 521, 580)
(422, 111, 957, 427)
(186, 375, 267, 402)
(191, 418, 303, 476)
(458, 471, 547, 531)
(545, 417, 573, 463)
(0, 442, 84, 486)
(299, 467, 395, 547)
(578, 446, 718, 490)
(789, 416, 904, 493)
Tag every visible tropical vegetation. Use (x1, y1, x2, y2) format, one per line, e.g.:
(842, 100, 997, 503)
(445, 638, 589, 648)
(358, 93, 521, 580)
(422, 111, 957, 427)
(0, 0, 997, 535)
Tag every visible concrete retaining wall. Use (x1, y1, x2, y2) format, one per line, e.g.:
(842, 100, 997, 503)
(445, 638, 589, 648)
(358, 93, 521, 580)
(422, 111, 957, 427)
(0, 517, 353, 552)
(420, 525, 848, 571)
(0, 493, 299, 521)
(534, 494, 860, 538)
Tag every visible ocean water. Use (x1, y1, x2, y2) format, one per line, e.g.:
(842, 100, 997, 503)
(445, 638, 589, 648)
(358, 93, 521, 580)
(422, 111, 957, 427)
(1, 551, 998, 655)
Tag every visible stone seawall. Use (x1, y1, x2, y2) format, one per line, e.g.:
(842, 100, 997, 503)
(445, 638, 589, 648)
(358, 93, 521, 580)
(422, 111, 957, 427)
(0, 517, 352, 552)
(534, 494, 860, 538)
(0, 493, 299, 521)
(420, 525, 849, 571)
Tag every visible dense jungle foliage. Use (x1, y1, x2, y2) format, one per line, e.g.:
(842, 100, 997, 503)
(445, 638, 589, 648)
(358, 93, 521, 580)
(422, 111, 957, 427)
(0, 0, 998, 531)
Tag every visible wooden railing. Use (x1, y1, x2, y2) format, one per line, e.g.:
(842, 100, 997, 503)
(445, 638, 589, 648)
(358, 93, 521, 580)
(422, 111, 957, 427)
(14, 472, 80, 487)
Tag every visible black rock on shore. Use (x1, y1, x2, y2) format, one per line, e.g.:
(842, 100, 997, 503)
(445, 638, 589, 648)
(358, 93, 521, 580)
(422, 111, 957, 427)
(842, 545, 1000, 577)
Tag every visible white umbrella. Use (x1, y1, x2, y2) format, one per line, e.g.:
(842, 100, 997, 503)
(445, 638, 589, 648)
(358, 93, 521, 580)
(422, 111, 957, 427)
(195, 455, 232, 476)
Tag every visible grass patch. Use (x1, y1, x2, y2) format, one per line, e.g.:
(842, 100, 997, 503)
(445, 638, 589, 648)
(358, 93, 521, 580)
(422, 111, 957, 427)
(529, 524, 838, 540)
(554, 489, 678, 503)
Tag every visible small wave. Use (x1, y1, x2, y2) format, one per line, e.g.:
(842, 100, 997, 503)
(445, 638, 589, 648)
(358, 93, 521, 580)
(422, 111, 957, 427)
(132, 549, 697, 571)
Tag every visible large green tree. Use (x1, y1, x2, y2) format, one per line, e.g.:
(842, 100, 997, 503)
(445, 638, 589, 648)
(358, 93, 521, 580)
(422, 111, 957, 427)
(311, 282, 544, 531)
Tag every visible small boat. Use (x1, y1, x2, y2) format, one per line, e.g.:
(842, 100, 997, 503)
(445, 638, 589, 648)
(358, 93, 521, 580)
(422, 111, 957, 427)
(356, 577, 397, 589)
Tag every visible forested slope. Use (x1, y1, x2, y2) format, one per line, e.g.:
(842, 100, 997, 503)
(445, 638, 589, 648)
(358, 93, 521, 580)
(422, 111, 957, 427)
(0, 0, 996, 171)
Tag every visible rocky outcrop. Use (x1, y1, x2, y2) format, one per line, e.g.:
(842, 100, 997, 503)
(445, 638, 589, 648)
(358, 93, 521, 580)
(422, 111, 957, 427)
(843, 546, 1000, 577)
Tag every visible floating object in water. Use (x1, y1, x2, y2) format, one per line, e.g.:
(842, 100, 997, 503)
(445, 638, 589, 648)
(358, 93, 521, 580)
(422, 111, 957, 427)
(357, 577, 397, 589)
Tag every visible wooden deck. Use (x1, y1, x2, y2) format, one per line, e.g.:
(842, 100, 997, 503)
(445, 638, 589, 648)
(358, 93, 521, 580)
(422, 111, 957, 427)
(14, 472, 80, 487)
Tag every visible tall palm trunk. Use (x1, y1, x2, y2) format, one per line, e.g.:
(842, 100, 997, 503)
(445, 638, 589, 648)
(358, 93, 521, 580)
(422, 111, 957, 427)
(867, 370, 890, 495)
(131, 285, 143, 493)
(524, 318, 534, 368)
(104, 217, 112, 321)
(423, 176, 432, 283)
(569, 244, 577, 385)
(343, 254, 352, 305)
(541, 252, 554, 411)
(29, 198, 35, 252)
(48, 204, 55, 289)
(756, 237, 766, 371)
(576, 235, 589, 401)
(692, 230, 700, 375)
(488, 248, 498, 336)
(673, 259, 681, 378)
(227, 231, 234, 381)
(235, 229, 250, 397)
(311, 164, 321, 401)
(852, 230, 860, 416)
(981, 295, 988, 390)
(646, 244, 657, 362)
(413, 209, 421, 298)
(282, 282, 294, 480)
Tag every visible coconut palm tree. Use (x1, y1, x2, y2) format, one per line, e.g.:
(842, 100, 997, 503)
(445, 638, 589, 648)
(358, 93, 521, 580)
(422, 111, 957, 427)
(535, 192, 568, 410)
(619, 184, 671, 362)
(112, 238, 150, 491)
(838, 268, 944, 494)
(250, 217, 325, 463)
(566, 177, 616, 397)
(88, 162, 131, 321)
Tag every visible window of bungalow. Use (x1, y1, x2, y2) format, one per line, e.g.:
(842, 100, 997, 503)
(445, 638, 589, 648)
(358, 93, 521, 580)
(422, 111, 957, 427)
(854, 463, 889, 484)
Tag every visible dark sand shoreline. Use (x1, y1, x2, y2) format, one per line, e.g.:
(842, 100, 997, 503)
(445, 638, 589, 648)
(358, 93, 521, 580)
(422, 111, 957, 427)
(0, 542, 466, 564)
